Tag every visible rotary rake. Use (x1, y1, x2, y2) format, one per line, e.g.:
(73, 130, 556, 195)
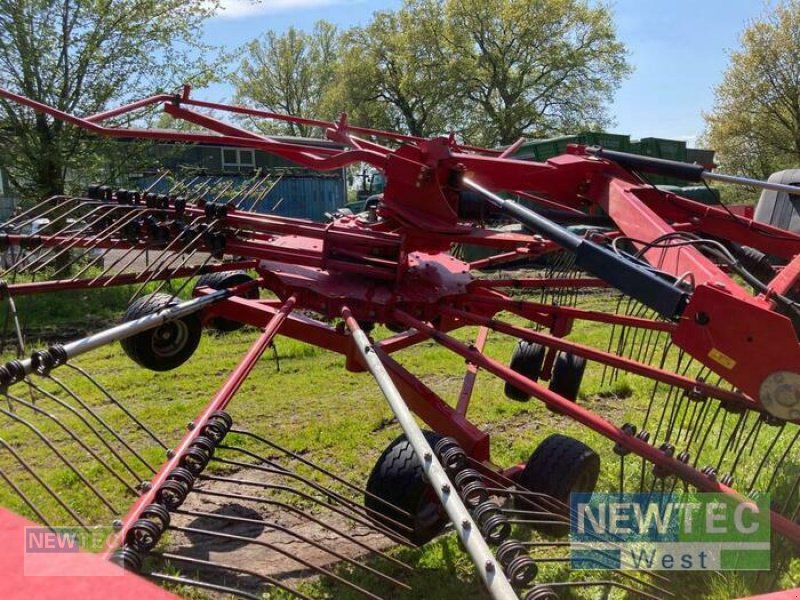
(0, 85, 798, 600)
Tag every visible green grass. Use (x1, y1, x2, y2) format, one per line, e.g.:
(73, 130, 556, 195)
(0, 280, 796, 599)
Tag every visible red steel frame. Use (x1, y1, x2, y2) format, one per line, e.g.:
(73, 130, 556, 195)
(0, 86, 799, 596)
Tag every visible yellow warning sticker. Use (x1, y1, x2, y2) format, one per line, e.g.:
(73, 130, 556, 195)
(708, 348, 736, 370)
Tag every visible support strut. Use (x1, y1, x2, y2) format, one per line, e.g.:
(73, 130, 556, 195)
(342, 307, 518, 600)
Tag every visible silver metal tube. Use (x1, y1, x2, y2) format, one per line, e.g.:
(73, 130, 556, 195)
(703, 171, 800, 196)
(61, 290, 227, 359)
(342, 310, 519, 600)
(17, 290, 229, 378)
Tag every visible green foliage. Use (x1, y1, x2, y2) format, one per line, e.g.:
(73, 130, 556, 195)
(704, 0, 800, 178)
(446, 0, 630, 146)
(232, 21, 340, 137)
(233, 0, 630, 146)
(0, 0, 220, 199)
(323, 1, 457, 137)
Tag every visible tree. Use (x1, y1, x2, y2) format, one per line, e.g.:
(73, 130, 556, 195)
(446, 0, 630, 146)
(324, 1, 457, 138)
(324, 0, 628, 146)
(705, 1, 800, 180)
(232, 21, 340, 137)
(0, 0, 218, 200)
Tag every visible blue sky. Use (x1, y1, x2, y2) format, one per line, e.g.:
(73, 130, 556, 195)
(201, 0, 770, 146)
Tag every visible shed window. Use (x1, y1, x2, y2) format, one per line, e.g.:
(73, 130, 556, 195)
(222, 148, 256, 172)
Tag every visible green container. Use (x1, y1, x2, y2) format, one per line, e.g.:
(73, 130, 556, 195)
(516, 135, 579, 162)
(638, 137, 688, 162)
(658, 185, 721, 204)
(577, 131, 631, 152)
(686, 148, 716, 169)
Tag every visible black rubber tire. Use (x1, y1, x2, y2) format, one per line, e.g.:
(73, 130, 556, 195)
(193, 270, 258, 332)
(516, 434, 600, 537)
(120, 293, 202, 371)
(505, 341, 546, 402)
(548, 352, 587, 401)
(365, 431, 446, 545)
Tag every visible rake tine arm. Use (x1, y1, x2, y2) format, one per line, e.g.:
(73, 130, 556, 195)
(390, 308, 800, 544)
(102, 294, 294, 557)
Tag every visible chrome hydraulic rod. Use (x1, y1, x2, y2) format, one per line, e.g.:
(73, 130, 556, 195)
(342, 307, 519, 600)
(587, 145, 800, 196)
(463, 177, 689, 320)
(703, 171, 800, 195)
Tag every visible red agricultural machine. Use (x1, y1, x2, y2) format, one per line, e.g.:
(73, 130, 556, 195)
(0, 85, 798, 600)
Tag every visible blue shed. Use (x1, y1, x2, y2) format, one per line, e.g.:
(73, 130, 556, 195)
(241, 174, 346, 221)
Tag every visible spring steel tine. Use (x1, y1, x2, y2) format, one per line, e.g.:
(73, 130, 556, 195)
(9, 197, 89, 234)
(766, 427, 800, 493)
(469, 458, 666, 568)
(0, 286, 27, 357)
(485, 485, 568, 516)
(499, 507, 568, 521)
(211, 454, 396, 528)
(680, 398, 701, 445)
(93, 243, 150, 285)
(687, 396, 712, 448)
(242, 174, 281, 211)
(69, 243, 119, 280)
(0, 437, 88, 528)
(691, 403, 724, 468)
(48, 207, 150, 279)
(0, 405, 119, 513)
(145, 250, 203, 301)
(193, 487, 413, 571)
(0, 202, 96, 275)
(4, 391, 138, 494)
(145, 573, 262, 600)
(464, 458, 569, 514)
(150, 552, 315, 600)
(523, 546, 670, 594)
(151, 249, 211, 303)
(197, 476, 414, 545)
(228, 429, 414, 519)
(537, 580, 667, 600)
(472, 460, 669, 585)
(128, 216, 211, 302)
(210, 180, 236, 204)
(749, 416, 765, 454)
(241, 173, 278, 211)
(65, 363, 166, 451)
(504, 517, 568, 527)
(184, 176, 216, 202)
(169, 524, 387, 600)
(748, 423, 787, 492)
(727, 414, 761, 479)
(226, 170, 264, 206)
(26, 376, 153, 478)
(715, 412, 747, 472)
(1, 196, 69, 230)
(26, 204, 130, 274)
(20, 201, 118, 258)
(676, 393, 694, 441)
(498, 490, 667, 576)
(0, 465, 52, 527)
(534, 543, 672, 596)
(146, 170, 172, 193)
(174, 508, 412, 591)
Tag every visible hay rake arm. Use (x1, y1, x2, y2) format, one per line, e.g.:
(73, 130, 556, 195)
(0, 86, 797, 599)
